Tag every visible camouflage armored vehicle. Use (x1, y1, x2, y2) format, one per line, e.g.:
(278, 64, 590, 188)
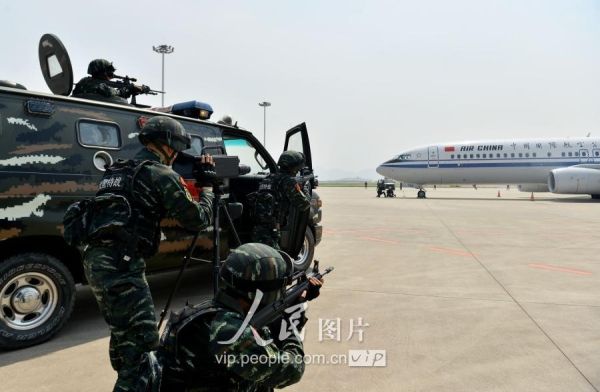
(0, 34, 322, 349)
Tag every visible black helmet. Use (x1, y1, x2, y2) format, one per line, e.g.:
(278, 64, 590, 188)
(219, 243, 293, 307)
(138, 116, 191, 152)
(87, 59, 116, 77)
(217, 115, 233, 126)
(277, 150, 305, 173)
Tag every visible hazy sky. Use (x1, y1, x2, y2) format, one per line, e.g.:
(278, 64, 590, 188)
(2, 0, 599, 179)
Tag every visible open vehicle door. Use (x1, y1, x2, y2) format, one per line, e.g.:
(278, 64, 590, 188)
(280, 123, 313, 260)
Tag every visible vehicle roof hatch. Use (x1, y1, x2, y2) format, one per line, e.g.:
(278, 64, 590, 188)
(38, 33, 74, 96)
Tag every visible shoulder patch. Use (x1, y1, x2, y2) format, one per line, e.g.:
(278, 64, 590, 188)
(178, 177, 194, 201)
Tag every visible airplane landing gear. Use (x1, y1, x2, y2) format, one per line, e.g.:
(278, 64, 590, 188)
(417, 190, 426, 199)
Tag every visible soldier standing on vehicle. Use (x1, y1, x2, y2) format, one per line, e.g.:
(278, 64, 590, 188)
(159, 243, 322, 391)
(251, 151, 311, 249)
(72, 59, 145, 103)
(82, 116, 215, 392)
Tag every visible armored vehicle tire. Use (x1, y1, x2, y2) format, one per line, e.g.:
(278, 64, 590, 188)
(0, 253, 76, 349)
(417, 190, 426, 199)
(293, 228, 315, 271)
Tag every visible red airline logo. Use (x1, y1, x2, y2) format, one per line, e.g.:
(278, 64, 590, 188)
(444, 146, 455, 152)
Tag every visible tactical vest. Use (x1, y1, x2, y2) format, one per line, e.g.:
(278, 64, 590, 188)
(87, 159, 161, 256)
(252, 174, 288, 226)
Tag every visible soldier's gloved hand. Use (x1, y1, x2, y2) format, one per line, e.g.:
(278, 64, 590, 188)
(300, 276, 323, 302)
(141, 85, 151, 94)
(193, 154, 217, 187)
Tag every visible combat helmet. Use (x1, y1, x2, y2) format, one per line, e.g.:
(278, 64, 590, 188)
(277, 151, 305, 174)
(87, 59, 116, 78)
(138, 116, 191, 153)
(219, 243, 293, 307)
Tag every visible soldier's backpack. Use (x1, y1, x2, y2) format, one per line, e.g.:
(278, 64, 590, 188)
(62, 159, 153, 248)
(247, 174, 283, 225)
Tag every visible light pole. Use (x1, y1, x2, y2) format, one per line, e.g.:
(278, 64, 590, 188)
(258, 101, 271, 147)
(152, 44, 174, 106)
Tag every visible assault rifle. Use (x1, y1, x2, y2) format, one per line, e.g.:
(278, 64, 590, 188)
(111, 74, 163, 105)
(250, 260, 334, 329)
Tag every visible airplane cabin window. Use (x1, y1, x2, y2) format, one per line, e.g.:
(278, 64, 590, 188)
(451, 154, 454, 159)
(476, 154, 480, 158)
(525, 153, 529, 158)
(582, 152, 587, 156)
(496, 153, 501, 158)
(504, 153, 508, 158)
(511, 153, 515, 158)
(562, 152, 566, 157)
(532, 153, 536, 157)
(470, 154, 474, 158)
(547, 152, 551, 157)
(575, 152, 579, 157)
(596, 151, 600, 157)
(568, 152, 573, 157)
(482, 154, 486, 158)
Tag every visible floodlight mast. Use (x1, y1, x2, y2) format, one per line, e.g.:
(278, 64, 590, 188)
(153, 45, 174, 106)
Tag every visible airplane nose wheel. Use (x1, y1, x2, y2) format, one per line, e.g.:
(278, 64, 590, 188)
(417, 190, 426, 199)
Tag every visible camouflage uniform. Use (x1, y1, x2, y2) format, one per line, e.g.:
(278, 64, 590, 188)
(72, 59, 133, 103)
(159, 243, 305, 392)
(72, 76, 134, 101)
(83, 117, 214, 392)
(251, 151, 311, 249)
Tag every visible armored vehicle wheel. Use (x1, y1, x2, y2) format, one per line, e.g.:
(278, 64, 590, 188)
(0, 253, 76, 349)
(417, 190, 426, 199)
(293, 228, 315, 271)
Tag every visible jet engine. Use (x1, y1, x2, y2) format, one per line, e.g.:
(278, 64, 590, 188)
(548, 166, 600, 195)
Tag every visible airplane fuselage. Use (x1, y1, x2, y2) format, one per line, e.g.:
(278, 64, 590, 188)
(377, 138, 600, 190)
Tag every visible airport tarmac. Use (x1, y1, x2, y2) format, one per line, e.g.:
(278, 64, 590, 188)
(1, 186, 600, 392)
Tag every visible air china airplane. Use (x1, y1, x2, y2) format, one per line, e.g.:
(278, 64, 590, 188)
(376, 138, 600, 199)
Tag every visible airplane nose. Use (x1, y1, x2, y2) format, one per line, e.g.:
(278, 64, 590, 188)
(376, 164, 387, 177)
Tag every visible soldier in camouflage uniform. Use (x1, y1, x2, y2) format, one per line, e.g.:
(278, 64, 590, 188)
(159, 243, 311, 391)
(251, 151, 311, 249)
(72, 59, 144, 104)
(82, 116, 214, 392)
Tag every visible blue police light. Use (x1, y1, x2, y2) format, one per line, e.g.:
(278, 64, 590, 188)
(171, 100, 214, 120)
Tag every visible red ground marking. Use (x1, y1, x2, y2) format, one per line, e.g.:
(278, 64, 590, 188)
(429, 246, 473, 257)
(358, 236, 400, 244)
(528, 264, 592, 276)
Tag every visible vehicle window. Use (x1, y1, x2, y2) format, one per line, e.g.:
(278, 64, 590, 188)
(78, 120, 121, 148)
(287, 131, 304, 154)
(224, 137, 269, 174)
(183, 136, 204, 156)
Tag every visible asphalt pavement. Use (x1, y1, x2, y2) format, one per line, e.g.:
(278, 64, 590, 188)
(2, 186, 600, 392)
